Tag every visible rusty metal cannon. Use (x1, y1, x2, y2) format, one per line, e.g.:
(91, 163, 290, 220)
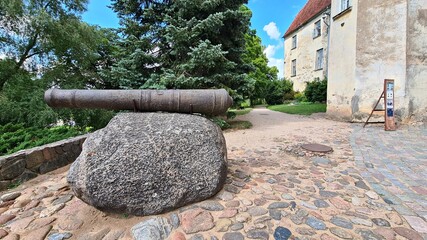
(44, 89, 233, 116)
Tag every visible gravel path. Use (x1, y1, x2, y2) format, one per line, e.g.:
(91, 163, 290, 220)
(0, 107, 423, 240)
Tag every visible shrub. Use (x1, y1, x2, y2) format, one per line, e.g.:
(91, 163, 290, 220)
(251, 98, 265, 106)
(294, 91, 308, 102)
(265, 79, 294, 105)
(210, 117, 231, 130)
(304, 77, 327, 103)
(0, 124, 87, 156)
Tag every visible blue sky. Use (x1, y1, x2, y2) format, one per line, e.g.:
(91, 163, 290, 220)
(82, 0, 307, 77)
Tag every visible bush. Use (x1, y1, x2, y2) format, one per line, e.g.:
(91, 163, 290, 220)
(294, 91, 308, 102)
(304, 77, 327, 103)
(265, 79, 294, 105)
(0, 123, 87, 156)
(210, 117, 231, 130)
(0, 60, 116, 130)
(251, 98, 265, 106)
(0, 70, 58, 128)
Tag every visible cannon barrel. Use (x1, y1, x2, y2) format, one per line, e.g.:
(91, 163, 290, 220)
(44, 89, 233, 116)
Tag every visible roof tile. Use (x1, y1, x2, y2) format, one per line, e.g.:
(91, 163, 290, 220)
(284, 0, 331, 38)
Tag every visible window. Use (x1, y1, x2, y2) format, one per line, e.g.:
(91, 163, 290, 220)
(292, 35, 297, 49)
(341, 0, 350, 11)
(315, 49, 324, 70)
(313, 20, 321, 38)
(291, 59, 297, 76)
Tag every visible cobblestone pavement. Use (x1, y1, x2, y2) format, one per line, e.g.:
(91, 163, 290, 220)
(0, 108, 425, 240)
(351, 124, 427, 239)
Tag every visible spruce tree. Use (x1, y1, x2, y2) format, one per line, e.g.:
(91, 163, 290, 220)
(111, 0, 253, 102)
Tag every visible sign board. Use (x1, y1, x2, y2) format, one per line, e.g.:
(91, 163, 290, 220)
(384, 79, 396, 131)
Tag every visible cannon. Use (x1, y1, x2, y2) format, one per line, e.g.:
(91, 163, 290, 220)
(44, 89, 233, 116)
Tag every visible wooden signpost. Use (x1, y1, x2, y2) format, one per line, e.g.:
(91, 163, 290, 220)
(384, 79, 396, 131)
(364, 79, 396, 131)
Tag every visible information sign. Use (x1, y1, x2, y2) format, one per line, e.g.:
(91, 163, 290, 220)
(384, 79, 396, 131)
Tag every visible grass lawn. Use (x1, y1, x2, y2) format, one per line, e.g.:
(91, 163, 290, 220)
(227, 120, 252, 130)
(268, 103, 326, 115)
(228, 108, 253, 116)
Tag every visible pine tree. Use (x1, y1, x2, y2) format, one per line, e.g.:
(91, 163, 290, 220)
(111, 0, 253, 102)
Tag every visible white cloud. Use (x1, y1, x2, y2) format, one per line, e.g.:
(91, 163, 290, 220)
(264, 45, 276, 58)
(262, 22, 284, 78)
(268, 57, 284, 79)
(263, 44, 284, 78)
(263, 22, 281, 40)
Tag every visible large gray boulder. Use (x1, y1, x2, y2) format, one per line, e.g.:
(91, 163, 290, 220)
(67, 112, 227, 216)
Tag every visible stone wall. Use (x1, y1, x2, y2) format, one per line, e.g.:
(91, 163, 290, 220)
(406, 0, 427, 122)
(284, 10, 329, 92)
(354, 0, 408, 121)
(327, 0, 427, 122)
(0, 135, 87, 191)
(326, 0, 358, 121)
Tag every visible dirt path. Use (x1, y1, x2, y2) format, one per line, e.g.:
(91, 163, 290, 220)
(0, 108, 422, 240)
(225, 107, 351, 150)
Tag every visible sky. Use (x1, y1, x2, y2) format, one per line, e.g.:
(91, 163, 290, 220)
(82, 0, 307, 78)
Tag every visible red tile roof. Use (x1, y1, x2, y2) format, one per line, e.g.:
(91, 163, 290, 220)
(284, 0, 331, 38)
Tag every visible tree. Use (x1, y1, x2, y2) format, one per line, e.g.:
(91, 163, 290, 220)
(0, 61, 57, 127)
(108, 0, 171, 89)
(0, 0, 119, 128)
(0, 0, 106, 90)
(242, 29, 279, 103)
(110, 0, 253, 103)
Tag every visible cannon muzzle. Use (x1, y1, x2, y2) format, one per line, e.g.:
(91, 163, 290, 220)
(44, 89, 233, 116)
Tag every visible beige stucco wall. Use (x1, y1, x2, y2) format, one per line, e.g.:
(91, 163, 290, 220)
(327, 0, 427, 122)
(353, 0, 408, 121)
(326, 0, 358, 120)
(406, 0, 427, 122)
(284, 12, 329, 92)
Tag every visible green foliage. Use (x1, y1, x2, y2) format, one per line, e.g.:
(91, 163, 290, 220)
(268, 103, 327, 115)
(242, 29, 279, 103)
(265, 79, 294, 105)
(304, 77, 327, 103)
(294, 91, 308, 102)
(210, 117, 231, 130)
(110, 0, 253, 103)
(226, 111, 237, 120)
(8, 181, 21, 190)
(0, 60, 115, 130)
(228, 108, 253, 116)
(228, 120, 252, 130)
(0, 0, 97, 89)
(55, 108, 116, 130)
(209, 117, 252, 131)
(0, 65, 58, 127)
(0, 123, 86, 156)
(0, 1, 118, 143)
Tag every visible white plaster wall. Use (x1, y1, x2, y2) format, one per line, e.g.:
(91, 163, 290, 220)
(353, 0, 408, 121)
(406, 0, 427, 121)
(284, 13, 329, 92)
(326, 0, 358, 120)
(327, 0, 427, 122)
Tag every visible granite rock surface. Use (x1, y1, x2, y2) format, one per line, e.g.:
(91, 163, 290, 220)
(68, 113, 227, 216)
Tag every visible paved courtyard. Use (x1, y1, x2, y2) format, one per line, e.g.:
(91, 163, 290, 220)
(0, 108, 425, 239)
(351, 124, 427, 238)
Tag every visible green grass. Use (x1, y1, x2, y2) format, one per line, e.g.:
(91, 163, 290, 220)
(228, 120, 252, 130)
(228, 108, 253, 116)
(268, 103, 326, 115)
(8, 181, 21, 190)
